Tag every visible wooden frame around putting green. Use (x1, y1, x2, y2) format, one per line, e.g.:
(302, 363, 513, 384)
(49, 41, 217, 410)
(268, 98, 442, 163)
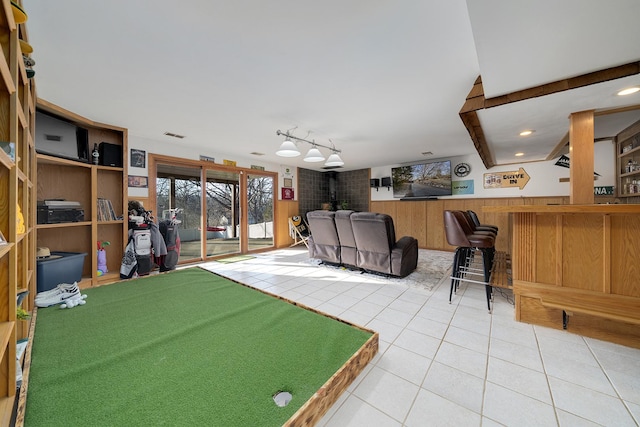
(283, 312, 378, 426)
(218, 268, 380, 426)
(15, 267, 379, 427)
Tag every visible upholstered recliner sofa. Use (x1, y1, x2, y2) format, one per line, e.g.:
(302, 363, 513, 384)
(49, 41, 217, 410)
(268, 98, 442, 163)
(306, 210, 418, 277)
(306, 210, 341, 264)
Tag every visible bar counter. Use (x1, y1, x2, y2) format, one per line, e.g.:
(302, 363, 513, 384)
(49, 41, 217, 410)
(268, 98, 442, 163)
(484, 204, 640, 348)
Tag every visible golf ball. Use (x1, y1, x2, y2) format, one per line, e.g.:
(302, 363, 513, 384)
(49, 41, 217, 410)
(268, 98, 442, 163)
(60, 303, 67, 309)
(78, 299, 86, 305)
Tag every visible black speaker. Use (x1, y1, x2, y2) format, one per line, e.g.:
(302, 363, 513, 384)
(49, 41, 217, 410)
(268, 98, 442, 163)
(76, 127, 89, 163)
(381, 177, 392, 187)
(99, 142, 122, 167)
(370, 178, 380, 187)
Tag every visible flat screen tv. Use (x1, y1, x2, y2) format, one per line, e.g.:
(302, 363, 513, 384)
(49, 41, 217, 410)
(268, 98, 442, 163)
(391, 160, 452, 199)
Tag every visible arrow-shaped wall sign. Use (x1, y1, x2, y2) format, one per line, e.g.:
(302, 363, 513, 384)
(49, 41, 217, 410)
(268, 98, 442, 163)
(483, 167, 530, 190)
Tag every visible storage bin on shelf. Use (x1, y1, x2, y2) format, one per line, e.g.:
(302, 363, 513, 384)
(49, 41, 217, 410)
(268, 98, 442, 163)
(36, 252, 88, 293)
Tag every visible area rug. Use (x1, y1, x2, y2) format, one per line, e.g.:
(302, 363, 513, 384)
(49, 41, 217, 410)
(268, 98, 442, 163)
(25, 268, 376, 426)
(303, 249, 454, 291)
(216, 254, 256, 263)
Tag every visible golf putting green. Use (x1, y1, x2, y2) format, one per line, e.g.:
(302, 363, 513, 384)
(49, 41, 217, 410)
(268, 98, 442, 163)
(24, 267, 377, 426)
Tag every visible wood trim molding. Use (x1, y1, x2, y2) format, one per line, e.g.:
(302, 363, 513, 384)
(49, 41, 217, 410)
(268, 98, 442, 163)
(459, 61, 640, 168)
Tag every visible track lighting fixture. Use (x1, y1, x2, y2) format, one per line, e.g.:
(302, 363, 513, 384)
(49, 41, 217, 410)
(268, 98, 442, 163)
(276, 130, 344, 167)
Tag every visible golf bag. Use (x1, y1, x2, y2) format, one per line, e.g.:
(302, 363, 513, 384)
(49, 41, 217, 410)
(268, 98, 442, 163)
(120, 201, 154, 279)
(120, 224, 153, 279)
(158, 219, 180, 272)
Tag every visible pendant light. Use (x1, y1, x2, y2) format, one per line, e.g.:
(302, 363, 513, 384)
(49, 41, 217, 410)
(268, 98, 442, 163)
(276, 138, 300, 157)
(303, 146, 325, 162)
(275, 129, 343, 166)
(324, 152, 344, 167)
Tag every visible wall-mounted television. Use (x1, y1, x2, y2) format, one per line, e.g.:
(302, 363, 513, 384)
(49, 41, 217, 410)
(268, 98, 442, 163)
(391, 160, 452, 199)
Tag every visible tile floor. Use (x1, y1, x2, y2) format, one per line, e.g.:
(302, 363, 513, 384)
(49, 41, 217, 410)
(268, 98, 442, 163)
(199, 248, 640, 427)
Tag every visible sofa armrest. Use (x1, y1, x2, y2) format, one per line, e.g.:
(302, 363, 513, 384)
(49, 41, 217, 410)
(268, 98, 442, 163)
(391, 236, 419, 277)
(307, 235, 317, 258)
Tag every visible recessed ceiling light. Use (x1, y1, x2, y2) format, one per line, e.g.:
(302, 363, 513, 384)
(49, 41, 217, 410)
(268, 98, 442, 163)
(618, 87, 640, 96)
(519, 130, 534, 136)
(515, 152, 524, 157)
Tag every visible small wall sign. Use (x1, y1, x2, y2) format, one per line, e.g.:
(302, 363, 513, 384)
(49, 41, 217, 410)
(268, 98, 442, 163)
(281, 187, 294, 200)
(452, 179, 474, 195)
(483, 168, 530, 189)
(128, 175, 148, 188)
(594, 186, 614, 195)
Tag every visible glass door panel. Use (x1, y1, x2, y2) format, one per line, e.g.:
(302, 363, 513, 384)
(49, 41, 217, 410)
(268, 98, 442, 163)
(205, 169, 240, 257)
(156, 164, 203, 262)
(247, 174, 274, 251)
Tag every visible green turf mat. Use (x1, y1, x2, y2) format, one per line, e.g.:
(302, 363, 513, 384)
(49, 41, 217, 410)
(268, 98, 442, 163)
(25, 268, 373, 426)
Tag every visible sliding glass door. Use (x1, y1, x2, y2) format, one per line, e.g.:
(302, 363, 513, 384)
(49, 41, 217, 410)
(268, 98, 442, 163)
(247, 174, 274, 251)
(151, 155, 276, 263)
(205, 169, 240, 257)
(156, 164, 202, 263)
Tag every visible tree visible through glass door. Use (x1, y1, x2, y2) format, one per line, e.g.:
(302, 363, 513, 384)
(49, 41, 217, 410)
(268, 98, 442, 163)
(247, 174, 274, 251)
(205, 169, 240, 257)
(156, 164, 202, 263)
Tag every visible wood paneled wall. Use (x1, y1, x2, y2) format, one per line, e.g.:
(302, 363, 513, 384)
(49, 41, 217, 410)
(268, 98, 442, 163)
(275, 200, 299, 248)
(371, 196, 569, 252)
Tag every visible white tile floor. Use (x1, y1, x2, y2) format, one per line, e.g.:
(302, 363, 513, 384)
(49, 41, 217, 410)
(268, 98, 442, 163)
(199, 248, 640, 427)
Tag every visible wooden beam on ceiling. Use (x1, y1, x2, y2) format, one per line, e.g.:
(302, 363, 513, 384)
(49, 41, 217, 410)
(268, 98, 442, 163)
(459, 61, 640, 168)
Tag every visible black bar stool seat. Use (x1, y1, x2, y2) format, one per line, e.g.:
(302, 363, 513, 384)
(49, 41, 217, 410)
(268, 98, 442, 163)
(444, 210, 496, 312)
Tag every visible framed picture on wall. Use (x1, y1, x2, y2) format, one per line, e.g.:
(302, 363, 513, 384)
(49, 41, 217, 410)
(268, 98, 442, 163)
(283, 178, 293, 188)
(281, 187, 294, 200)
(130, 149, 146, 168)
(128, 175, 148, 188)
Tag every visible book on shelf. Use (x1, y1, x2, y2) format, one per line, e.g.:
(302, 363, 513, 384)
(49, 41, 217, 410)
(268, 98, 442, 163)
(97, 198, 117, 221)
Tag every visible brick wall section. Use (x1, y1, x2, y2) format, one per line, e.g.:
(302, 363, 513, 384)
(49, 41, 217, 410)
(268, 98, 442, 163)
(297, 167, 330, 217)
(335, 169, 369, 212)
(297, 168, 370, 218)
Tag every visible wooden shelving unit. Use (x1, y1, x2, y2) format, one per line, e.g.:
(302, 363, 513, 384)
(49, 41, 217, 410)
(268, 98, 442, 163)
(616, 119, 640, 197)
(0, 0, 36, 424)
(35, 100, 128, 289)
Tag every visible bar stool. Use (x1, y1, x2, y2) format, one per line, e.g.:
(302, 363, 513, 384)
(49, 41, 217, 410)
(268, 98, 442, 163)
(466, 210, 498, 235)
(443, 210, 496, 312)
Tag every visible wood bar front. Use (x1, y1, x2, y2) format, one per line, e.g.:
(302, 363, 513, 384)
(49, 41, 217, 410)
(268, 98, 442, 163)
(484, 204, 640, 348)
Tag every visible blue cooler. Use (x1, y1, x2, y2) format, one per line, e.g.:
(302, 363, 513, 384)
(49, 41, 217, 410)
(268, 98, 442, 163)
(36, 252, 87, 293)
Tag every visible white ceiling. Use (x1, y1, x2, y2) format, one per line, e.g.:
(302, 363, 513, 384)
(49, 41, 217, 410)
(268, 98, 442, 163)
(25, 0, 640, 171)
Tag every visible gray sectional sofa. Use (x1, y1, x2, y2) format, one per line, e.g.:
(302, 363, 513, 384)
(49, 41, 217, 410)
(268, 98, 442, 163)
(306, 210, 418, 278)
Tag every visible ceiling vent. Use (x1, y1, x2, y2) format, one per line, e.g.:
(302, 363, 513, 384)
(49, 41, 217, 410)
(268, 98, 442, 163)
(250, 152, 265, 156)
(322, 165, 344, 170)
(45, 134, 62, 141)
(164, 132, 185, 139)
